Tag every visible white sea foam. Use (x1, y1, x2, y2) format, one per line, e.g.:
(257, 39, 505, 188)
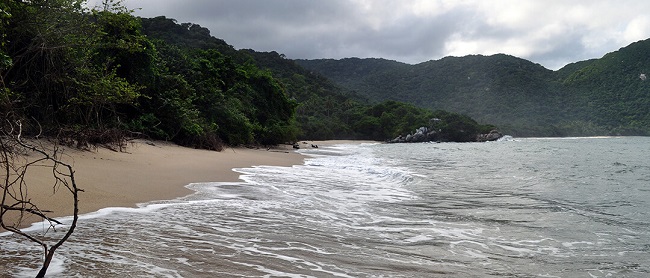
(2, 138, 650, 277)
(12, 255, 66, 278)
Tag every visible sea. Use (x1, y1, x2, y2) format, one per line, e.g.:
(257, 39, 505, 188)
(1, 137, 649, 277)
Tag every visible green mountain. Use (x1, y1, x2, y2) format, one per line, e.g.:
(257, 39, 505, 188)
(296, 39, 650, 136)
(138, 16, 495, 142)
(560, 39, 650, 134)
(242, 51, 496, 141)
(1, 2, 496, 148)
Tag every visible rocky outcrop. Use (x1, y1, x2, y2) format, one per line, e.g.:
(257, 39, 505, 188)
(389, 126, 439, 143)
(476, 130, 504, 142)
(388, 127, 503, 143)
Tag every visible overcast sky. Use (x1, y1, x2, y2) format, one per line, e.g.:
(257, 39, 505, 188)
(88, 0, 650, 70)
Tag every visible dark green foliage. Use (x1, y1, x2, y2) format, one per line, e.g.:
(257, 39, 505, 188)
(138, 18, 300, 146)
(296, 41, 650, 137)
(140, 16, 235, 55)
(560, 40, 650, 135)
(0, 2, 495, 147)
(241, 50, 495, 141)
(430, 110, 496, 142)
(296, 55, 563, 137)
(1, 3, 299, 148)
(241, 50, 365, 140)
(2, 0, 135, 130)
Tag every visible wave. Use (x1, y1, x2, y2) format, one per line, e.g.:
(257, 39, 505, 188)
(4, 140, 649, 277)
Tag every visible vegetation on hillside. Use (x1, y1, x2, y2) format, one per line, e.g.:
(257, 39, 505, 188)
(0, 1, 494, 148)
(240, 50, 495, 141)
(561, 40, 650, 135)
(296, 42, 650, 137)
(1, 0, 296, 149)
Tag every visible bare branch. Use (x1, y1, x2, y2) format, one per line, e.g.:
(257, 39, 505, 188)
(1, 119, 81, 278)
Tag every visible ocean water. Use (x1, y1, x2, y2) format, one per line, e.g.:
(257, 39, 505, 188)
(1, 137, 650, 277)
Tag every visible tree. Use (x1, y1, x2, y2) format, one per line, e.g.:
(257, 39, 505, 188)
(0, 1, 11, 68)
(2, 0, 93, 124)
(1, 1, 14, 114)
(1, 0, 148, 141)
(1, 120, 81, 278)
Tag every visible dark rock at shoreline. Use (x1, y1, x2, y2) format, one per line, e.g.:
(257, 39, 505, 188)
(476, 130, 504, 142)
(388, 127, 503, 143)
(389, 126, 439, 143)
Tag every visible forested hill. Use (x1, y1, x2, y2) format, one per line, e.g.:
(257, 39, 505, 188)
(0, 1, 496, 148)
(138, 16, 495, 141)
(296, 39, 650, 137)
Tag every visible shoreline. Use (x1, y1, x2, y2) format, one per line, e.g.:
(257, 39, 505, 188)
(5, 140, 304, 228)
(5, 140, 370, 228)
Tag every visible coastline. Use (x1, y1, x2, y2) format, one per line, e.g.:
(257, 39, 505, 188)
(6, 140, 304, 227)
(6, 139, 373, 228)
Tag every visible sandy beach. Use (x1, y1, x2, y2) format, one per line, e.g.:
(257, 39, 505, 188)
(4, 139, 370, 228)
(4, 140, 305, 228)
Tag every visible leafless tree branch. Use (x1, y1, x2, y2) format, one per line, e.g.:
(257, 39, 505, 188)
(1, 119, 81, 278)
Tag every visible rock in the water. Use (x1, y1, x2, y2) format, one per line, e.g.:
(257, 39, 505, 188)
(476, 130, 503, 142)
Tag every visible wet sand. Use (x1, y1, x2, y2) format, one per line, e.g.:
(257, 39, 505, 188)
(4, 139, 373, 228)
(4, 140, 303, 227)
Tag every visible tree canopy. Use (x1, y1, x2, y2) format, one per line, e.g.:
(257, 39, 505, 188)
(0, 1, 300, 149)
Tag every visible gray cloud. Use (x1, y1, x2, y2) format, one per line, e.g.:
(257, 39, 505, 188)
(85, 0, 650, 70)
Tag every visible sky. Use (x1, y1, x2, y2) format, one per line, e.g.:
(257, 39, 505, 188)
(87, 0, 650, 70)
